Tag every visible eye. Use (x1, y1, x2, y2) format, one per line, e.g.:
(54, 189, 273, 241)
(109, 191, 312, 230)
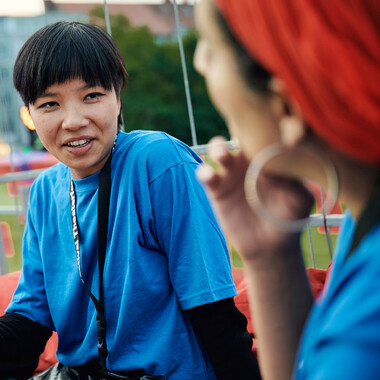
(84, 92, 105, 101)
(38, 101, 58, 110)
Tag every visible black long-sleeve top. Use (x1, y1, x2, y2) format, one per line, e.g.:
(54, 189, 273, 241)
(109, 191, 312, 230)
(0, 297, 261, 380)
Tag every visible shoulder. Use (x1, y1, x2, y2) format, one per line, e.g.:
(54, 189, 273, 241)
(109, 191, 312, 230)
(29, 163, 70, 199)
(114, 130, 202, 182)
(116, 130, 201, 162)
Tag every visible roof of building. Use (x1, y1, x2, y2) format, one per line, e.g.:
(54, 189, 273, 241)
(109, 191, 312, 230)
(54, 2, 194, 36)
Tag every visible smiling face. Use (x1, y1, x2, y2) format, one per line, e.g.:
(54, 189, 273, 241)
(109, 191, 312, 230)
(194, 0, 281, 160)
(29, 78, 121, 179)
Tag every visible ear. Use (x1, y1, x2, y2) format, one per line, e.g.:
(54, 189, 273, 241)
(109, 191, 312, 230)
(268, 77, 306, 149)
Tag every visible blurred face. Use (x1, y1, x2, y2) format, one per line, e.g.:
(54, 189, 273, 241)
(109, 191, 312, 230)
(194, 0, 280, 159)
(29, 78, 120, 179)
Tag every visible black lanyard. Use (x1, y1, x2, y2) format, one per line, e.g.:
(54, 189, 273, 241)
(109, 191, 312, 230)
(70, 152, 112, 371)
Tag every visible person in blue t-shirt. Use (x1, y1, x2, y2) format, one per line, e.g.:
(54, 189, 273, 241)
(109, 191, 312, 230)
(0, 21, 261, 380)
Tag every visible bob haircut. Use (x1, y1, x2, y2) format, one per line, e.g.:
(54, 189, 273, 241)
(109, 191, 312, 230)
(14, 21, 127, 126)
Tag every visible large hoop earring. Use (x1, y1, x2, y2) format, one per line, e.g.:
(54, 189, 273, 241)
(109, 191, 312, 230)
(244, 143, 339, 233)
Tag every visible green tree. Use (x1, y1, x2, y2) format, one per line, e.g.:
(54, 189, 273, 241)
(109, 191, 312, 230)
(90, 7, 228, 146)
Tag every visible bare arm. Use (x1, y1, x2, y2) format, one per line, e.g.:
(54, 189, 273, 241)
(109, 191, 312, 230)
(197, 137, 314, 380)
(243, 249, 313, 379)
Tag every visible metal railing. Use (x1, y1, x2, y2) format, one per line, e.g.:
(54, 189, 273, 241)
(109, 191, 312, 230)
(0, 143, 344, 275)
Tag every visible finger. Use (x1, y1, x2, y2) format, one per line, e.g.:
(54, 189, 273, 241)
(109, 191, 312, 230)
(257, 173, 315, 220)
(196, 164, 221, 190)
(207, 136, 235, 168)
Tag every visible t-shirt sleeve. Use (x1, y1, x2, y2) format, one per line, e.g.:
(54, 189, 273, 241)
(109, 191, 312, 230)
(297, 338, 380, 380)
(6, 184, 54, 331)
(148, 159, 237, 310)
(295, 215, 380, 380)
(295, 297, 380, 380)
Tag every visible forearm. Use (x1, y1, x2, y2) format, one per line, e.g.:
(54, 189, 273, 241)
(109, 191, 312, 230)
(243, 249, 314, 380)
(0, 313, 52, 378)
(186, 298, 261, 380)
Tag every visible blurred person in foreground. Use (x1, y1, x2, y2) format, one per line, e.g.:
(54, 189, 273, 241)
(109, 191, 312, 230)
(0, 21, 261, 379)
(194, 0, 380, 379)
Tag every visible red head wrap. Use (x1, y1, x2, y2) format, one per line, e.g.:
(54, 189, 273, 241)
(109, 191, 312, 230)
(214, 0, 380, 164)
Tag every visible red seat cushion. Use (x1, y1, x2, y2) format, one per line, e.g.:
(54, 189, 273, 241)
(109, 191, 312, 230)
(0, 266, 330, 370)
(232, 265, 330, 355)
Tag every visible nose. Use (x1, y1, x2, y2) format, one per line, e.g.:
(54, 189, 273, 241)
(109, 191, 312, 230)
(193, 41, 202, 74)
(193, 41, 206, 75)
(61, 103, 90, 130)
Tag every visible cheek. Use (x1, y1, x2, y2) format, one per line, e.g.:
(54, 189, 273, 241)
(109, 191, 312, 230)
(107, 104, 120, 126)
(205, 67, 235, 115)
(34, 124, 54, 143)
(205, 58, 244, 116)
(29, 115, 54, 144)
(33, 128, 56, 153)
(93, 104, 120, 133)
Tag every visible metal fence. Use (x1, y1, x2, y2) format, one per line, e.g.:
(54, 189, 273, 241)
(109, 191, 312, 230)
(0, 143, 344, 275)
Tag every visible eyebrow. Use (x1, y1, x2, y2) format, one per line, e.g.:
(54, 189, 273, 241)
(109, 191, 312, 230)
(38, 91, 58, 99)
(38, 83, 99, 99)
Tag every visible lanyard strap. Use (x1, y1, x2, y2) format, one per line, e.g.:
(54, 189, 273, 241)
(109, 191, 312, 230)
(70, 152, 112, 371)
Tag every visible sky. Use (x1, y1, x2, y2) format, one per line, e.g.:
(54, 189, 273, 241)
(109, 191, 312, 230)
(0, 0, 195, 17)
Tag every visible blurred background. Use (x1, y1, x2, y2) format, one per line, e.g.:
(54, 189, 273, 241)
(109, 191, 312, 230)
(0, 0, 337, 274)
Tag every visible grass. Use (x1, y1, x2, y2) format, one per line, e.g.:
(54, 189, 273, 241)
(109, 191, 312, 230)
(228, 200, 338, 270)
(230, 226, 336, 270)
(1, 177, 337, 274)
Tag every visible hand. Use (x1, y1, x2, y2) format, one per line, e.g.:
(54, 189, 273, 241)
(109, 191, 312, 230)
(197, 137, 314, 263)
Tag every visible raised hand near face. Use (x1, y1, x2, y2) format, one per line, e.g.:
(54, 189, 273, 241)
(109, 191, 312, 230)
(197, 136, 315, 264)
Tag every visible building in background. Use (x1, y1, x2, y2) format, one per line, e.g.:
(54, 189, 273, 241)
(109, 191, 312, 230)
(55, 1, 194, 39)
(0, 0, 194, 150)
(0, 2, 86, 150)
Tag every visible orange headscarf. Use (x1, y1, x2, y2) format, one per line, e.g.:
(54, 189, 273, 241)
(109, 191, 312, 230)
(215, 0, 380, 164)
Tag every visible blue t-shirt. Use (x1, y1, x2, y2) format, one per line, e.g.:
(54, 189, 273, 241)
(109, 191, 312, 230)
(295, 210, 380, 379)
(7, 131, 236, 379)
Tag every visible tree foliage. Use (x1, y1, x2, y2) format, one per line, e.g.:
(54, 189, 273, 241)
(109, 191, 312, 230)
(89, 7, 228, 146)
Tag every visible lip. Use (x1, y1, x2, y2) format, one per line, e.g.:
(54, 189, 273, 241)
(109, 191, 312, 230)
(62, 136, 95, 146)
(63, 137, 95, 156)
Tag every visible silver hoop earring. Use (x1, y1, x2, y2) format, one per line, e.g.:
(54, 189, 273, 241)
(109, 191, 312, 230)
(244, 143, 339, 233)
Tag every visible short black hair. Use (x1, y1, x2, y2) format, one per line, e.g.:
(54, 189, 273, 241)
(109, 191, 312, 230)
(14, 21, 127, 114)
(215, 7, 271, 94)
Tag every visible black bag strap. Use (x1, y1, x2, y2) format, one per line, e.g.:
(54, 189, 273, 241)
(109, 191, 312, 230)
(96, 152, 113, 370)
(70, 152, 112, 371)
(70, 147, 163, 379)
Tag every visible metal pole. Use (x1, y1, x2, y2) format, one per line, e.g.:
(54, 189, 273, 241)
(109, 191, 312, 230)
(103, 0, 125, 131)
(321, 186, 334, 260)
(307, 225, 316, 268)
(103, 0, 112, 36)
(172, 0, 198, 146)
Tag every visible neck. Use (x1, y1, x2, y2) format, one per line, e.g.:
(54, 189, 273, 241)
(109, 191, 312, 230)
(331, 151, 379, 219)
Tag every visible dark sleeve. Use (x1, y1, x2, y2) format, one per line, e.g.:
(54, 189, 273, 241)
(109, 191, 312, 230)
(0, 312, 52, 379)
(186, 298, 261, 380)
